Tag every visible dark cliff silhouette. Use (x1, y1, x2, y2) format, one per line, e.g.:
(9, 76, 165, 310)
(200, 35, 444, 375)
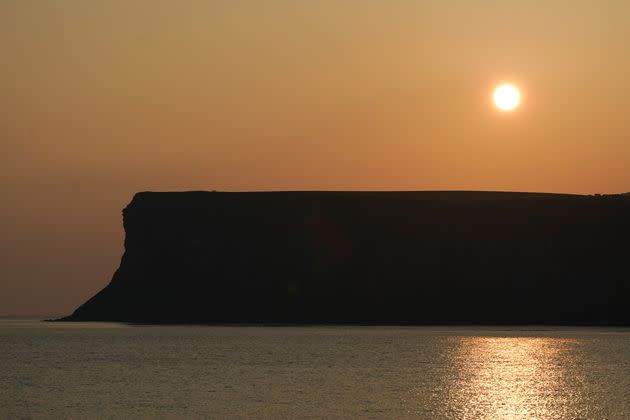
(60, 191, 630, 325)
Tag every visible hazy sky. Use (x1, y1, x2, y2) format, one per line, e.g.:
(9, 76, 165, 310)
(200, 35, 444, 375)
(2, 0, 630, 316)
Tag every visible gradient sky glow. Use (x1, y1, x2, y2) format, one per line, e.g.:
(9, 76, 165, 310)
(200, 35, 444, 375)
(2, 0, 630, 315)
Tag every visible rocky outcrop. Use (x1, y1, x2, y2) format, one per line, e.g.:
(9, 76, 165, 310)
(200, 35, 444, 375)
(61, 191, 630, 324)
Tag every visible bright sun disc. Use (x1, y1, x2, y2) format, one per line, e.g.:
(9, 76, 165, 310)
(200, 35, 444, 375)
(493, 84, 521, 111)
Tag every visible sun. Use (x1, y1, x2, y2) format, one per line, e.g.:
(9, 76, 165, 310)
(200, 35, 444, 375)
(493, 83, 521, 112)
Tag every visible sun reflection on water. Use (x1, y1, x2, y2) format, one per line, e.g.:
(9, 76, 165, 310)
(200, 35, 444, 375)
(426, 336, 593, 419)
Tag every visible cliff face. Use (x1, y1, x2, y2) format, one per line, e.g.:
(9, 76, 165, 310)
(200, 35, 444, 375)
(64, 191, 630, 325)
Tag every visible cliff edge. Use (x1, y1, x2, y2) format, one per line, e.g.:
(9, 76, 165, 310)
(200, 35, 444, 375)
(61, 191, 630, 324)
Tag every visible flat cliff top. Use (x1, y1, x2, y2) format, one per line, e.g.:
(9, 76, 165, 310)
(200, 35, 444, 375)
(124, 190, 629, 216)
(133, 190, 585, 199)
(127, 190, 595, 207)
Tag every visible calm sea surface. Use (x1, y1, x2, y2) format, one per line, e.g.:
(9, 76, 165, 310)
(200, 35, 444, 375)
(2, 320, 630, 419)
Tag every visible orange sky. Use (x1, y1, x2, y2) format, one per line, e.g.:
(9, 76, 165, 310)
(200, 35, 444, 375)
(2, 0, 630, 315)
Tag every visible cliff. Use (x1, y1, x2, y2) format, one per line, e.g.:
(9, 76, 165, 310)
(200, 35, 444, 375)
(61, 191, 630, 325)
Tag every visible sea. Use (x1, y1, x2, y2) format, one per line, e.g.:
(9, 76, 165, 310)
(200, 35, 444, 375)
(2, 319, 630, 419)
